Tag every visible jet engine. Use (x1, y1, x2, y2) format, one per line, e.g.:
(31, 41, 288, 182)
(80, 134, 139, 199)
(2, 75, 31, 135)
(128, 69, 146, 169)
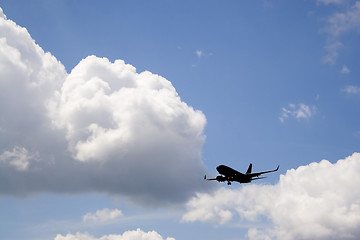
(216, 175, 227, 182)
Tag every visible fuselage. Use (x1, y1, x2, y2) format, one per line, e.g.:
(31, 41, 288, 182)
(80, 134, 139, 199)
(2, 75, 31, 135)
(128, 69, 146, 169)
(216, 165, 251, 183)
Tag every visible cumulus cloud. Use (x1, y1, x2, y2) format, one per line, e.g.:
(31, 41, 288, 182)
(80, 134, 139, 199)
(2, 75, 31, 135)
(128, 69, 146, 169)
(0, 7, 66, 143)
(83, 208, 123, 223)
(0, 8, 209, 205)
(182, 152, 360, 240)
(49, 55, 206, 164)
(54, 228, 175, 240)
(279, 103, 316, 122)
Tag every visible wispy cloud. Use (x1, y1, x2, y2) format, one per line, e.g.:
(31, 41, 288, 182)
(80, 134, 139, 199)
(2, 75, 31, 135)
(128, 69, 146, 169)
(196, 50, 204, 58)
(316, 0, 347, 5)
(340, 64, 350, 74)
(279, 103, 316, 123)
(195, 49, 213, 58)
(325, 2, 360, 37)
(321, 2, 360, 64)
(322, 41, 343, 64)
(192, 50, 213, 67)
(342, 85, 360, 94)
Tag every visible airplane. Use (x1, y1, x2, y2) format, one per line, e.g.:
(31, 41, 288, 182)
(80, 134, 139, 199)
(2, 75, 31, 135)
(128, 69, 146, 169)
(204, 164, 279, 185)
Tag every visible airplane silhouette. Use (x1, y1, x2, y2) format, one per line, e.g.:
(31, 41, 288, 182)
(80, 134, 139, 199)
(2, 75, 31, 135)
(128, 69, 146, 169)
(204, 164, 279, 185)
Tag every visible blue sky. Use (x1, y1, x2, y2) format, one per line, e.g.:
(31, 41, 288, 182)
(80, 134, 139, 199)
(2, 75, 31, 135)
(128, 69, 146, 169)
(0, 1, 359, 240)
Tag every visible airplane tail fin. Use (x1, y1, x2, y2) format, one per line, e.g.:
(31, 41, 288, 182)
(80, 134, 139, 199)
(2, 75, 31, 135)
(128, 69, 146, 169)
(246, 163, 252, 174)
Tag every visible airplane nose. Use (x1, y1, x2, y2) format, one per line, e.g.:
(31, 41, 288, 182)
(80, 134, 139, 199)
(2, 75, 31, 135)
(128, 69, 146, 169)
(216, 165, 224, 172)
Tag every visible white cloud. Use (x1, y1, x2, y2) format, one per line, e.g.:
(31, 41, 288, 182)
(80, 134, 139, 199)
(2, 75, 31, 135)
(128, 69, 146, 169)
(316, 0, 348, 5)
(0, 7, 66, 174)
(195, 50, 213, 58)
(83, 208, 123, 223)
(0, 7, 209, 205)
(341, 64, 351, 74)
(247, 228, 272, 240)
(279, 103, 316, 123)
(322, 1, 360, 64)
(322, 41, 343, 64)
(196, 50, 204, 58)
(342, 85, 360, 94)
(0, 146, 34, 171)
(182, 152, 360, 240)
(326, 2, 360, 37)
(54, 228, 175, 240)
(50, 55, 206, 164)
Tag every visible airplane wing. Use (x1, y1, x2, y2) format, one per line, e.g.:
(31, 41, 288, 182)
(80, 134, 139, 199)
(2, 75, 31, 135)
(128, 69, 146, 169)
(204, 175, 217, 180)
(250, 177, 266, 181)
(204, 175, 227, 182)
(247, 165, 279, 178)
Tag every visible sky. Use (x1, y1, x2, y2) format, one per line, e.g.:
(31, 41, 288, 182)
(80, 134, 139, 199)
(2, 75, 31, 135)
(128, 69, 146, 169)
(0, 0, 359, 239)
